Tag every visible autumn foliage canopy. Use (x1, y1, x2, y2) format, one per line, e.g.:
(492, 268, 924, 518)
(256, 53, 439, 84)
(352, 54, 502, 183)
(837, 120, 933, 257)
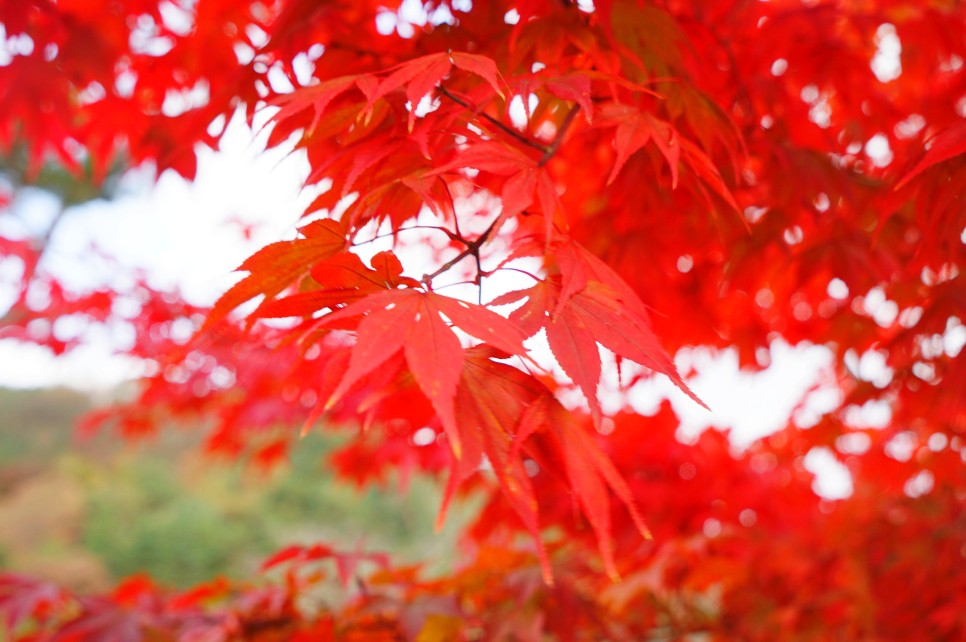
(1, 0, 965, 639)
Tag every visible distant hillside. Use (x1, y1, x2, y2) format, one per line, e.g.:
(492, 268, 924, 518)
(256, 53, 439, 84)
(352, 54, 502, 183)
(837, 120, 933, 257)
(0, 387, 92, 468)
(0, 386, 470, 592)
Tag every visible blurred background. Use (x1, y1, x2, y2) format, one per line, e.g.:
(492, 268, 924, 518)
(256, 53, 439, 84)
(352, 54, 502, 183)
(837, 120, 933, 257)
(0, 385, 471, 592)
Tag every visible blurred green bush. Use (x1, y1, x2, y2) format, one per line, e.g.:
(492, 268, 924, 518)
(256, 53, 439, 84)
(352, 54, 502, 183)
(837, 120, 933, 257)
(0, 388, 470, 590)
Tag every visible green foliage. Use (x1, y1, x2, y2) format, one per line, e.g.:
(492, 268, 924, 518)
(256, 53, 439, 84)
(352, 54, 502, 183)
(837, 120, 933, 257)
(0, 388, 90, 467)
(0, 387, 469, 589)
(80, 458, 272, 587)
(263, 434, 472, 573)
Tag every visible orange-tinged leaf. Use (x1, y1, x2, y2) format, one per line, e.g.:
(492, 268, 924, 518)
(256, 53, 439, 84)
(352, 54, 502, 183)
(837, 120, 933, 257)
(311, 251, 419, 292)
(298, 218, 347, 241)
(416, 614, 464, 642)
(343, 140, 403, 194)
(369, 251, 408, 284)
(205, 225, 346, 328)
(254, 250, 417, 320)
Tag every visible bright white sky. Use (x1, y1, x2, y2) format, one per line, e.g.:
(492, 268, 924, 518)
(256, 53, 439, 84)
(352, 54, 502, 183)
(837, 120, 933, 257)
(0, 111, 854, 497)
(0, 110, 310, 388)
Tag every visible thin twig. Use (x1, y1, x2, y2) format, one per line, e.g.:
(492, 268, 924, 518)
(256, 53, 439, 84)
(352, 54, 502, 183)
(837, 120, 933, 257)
(351, 224, 461, 247)
(438, 86, 549, 153)
(421, 248, 475, 284)
(429, 279, 479, 291)
(420, 216, 500, 286)
(485, 266, 544, 283)
(538, 104, 581, 167)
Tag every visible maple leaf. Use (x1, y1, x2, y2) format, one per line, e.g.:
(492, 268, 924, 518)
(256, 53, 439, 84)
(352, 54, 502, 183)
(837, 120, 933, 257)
(371, 52, 505, 130)
(205, 219, 347, 329)
(894, 121, 966, 190)
(269, 74, 370, 137)
(319, 290, 529, 457)
(493, 240, 705, 422)
(544, 403, 653, 580)
(439, 349, 652, 583)
(252, 250, 420, 319)
(497, 277, 704, 423)
(431, 141, 563, 238)
(447, 352, 551, 580)
(599, 104, 681, 187)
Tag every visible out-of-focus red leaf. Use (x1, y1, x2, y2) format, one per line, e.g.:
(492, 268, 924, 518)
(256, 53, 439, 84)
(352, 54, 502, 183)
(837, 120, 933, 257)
(894, 122, 966, 189)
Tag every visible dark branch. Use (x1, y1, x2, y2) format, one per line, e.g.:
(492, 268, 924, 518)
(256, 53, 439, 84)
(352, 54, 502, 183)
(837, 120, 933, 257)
(538, 104, 581, 167)
(420, 215, 501, 286)
(438, 86, 549, 153)
(351, 224, 462, 247)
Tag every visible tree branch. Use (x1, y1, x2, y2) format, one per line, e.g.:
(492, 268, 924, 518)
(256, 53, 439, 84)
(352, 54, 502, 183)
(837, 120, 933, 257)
(351, 224, 462, 247)
(438, 86, 550, 153)
(420, 215, 500, 286)
(17, 205, 66, 302)
(538, 104, 581, 167)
